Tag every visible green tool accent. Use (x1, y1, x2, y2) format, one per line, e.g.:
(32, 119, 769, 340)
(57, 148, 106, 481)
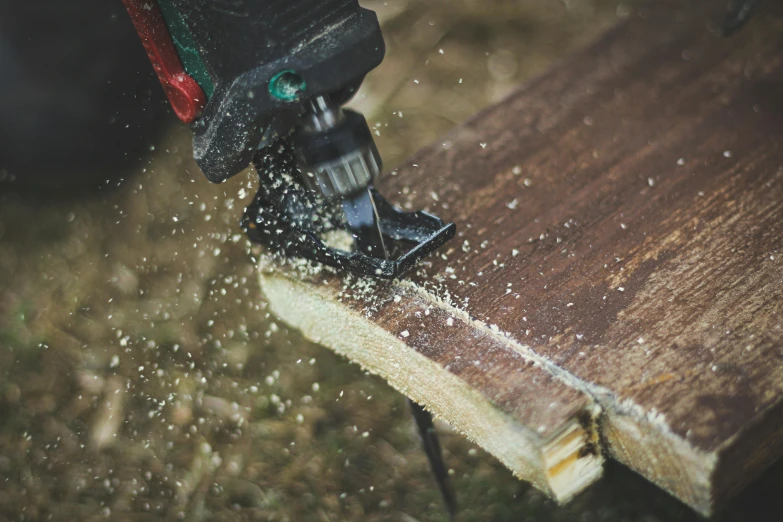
(269, 70, 307, 102)
(157, 0, 215, 99)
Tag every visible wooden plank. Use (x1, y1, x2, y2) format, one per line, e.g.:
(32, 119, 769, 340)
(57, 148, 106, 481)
(259, 1, 783, 515)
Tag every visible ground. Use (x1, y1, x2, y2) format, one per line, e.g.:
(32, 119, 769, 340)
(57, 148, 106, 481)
(0, 1, 781, 521)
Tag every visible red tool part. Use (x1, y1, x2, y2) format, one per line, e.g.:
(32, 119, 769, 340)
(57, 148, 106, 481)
(122, 0, 205, 123)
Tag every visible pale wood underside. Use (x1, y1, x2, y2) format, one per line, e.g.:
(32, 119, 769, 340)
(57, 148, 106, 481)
(260, 270, 603, 502)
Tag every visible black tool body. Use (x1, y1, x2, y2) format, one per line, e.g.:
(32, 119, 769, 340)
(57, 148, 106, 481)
(167, 0, 385, 183)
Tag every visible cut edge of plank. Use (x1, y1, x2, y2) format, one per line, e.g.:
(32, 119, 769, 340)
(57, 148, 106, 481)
(601, 406, 716, 516)
(259, 270, 604, 503)
(605, 394, 783, 517)
(266, 264, 762, 515)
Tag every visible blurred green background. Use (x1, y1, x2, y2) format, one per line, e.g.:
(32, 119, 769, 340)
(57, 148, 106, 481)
(0, 1, 781, 521)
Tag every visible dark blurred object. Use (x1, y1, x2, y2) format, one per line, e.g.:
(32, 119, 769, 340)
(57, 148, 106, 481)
(0, 0, 171, 192)
(723, 0, 759, 36)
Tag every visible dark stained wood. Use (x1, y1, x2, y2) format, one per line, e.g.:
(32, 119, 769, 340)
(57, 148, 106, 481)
(261, 1, 783, 515)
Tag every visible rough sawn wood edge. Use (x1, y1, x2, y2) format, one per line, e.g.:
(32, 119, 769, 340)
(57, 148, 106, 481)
(261, 265, 776, 515)
(601, 394, 783, 516)
(259, 270, 604, 503)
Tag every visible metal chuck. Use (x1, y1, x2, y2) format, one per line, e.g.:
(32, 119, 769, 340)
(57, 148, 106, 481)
(293, 95, 390, 257)
(293, 96, 381, 200)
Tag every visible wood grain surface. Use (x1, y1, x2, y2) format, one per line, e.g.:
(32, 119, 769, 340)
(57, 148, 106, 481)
(261, 1, 783, 515)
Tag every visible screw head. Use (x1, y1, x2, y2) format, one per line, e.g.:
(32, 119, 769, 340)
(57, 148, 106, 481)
(268, 70, 306, 102)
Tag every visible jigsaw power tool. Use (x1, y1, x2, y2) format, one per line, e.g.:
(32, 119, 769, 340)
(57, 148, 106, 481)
(122, 0, 455, 278)
(123, 0, 458, 515)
